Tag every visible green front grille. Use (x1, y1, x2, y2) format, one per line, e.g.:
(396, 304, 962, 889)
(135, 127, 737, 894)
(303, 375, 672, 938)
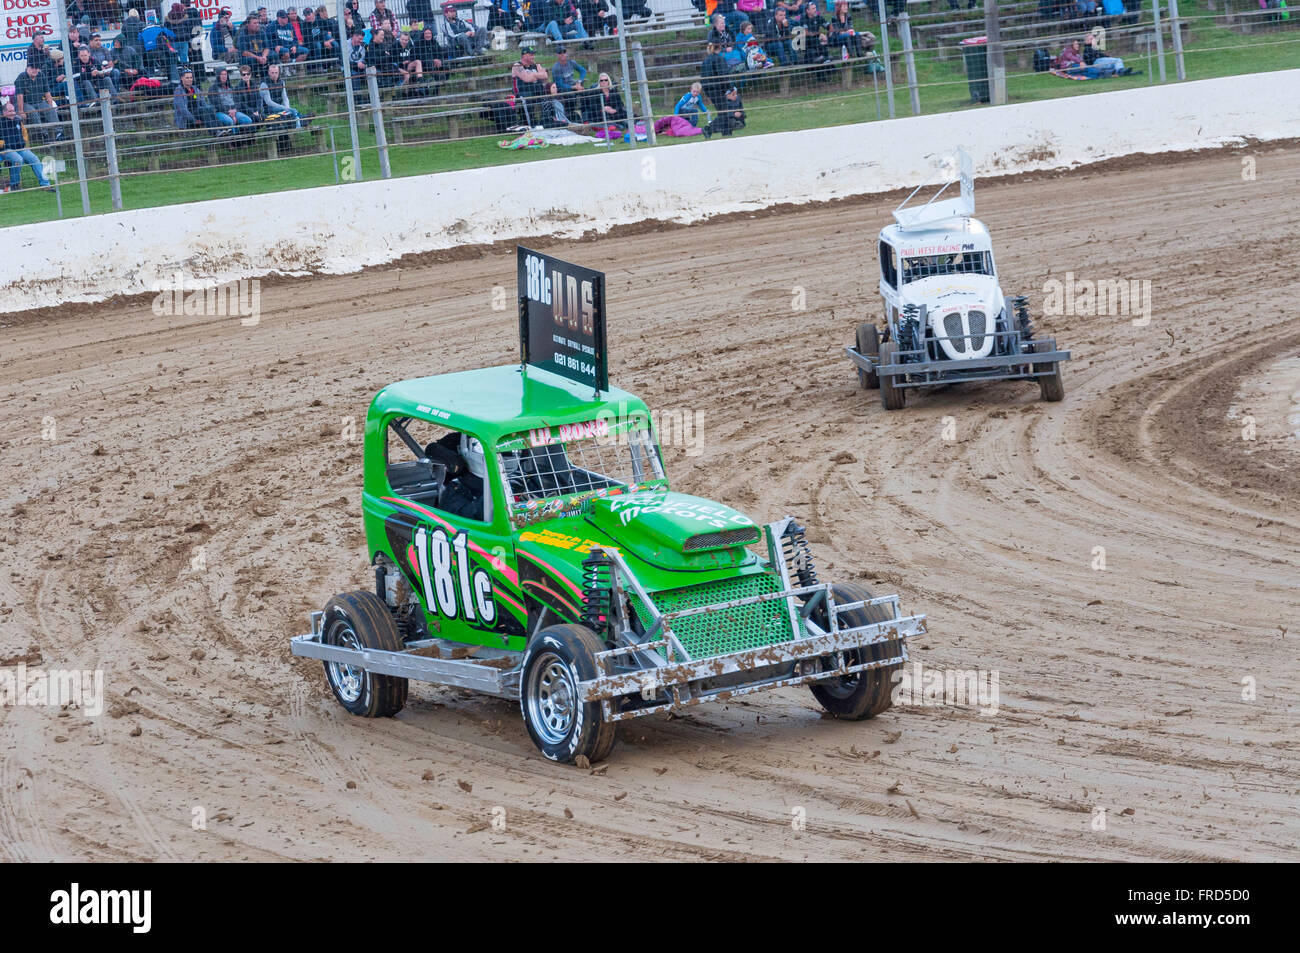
(631, 573, 796, 660)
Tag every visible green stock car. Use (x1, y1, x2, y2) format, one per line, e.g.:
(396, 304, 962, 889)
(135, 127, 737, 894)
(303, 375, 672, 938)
(291, 364, 927, 764)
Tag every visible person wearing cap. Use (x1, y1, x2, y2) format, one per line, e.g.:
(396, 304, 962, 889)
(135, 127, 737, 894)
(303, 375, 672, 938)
(701, 83, 744, 138)
(551, 46, 586, 92)
(510, 46, 549, 122)
(120, 9, 143, 49)
(434, 3, 484, 58)
(542, 0, 588, 43)
(14, 63, 61, 141)
(268, 9, 308, 71)
(173, 67, 218, 129)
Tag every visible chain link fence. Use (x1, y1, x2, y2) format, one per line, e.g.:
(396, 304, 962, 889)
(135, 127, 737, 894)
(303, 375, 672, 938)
(1, 0, 1296, 225)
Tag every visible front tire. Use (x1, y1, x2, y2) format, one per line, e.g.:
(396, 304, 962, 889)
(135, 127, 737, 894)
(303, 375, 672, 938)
(520, 624, 617, 764)
(856, 322, 880, 389)
(1032, 340, 1065, 402)
(320, 590, 408, 718)
(809, 583, 899, 720)
(878, 342, 906, 410)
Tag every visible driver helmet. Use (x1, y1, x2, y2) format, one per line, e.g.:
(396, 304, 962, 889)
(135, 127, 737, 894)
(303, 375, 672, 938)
(460, 434, 488, 481)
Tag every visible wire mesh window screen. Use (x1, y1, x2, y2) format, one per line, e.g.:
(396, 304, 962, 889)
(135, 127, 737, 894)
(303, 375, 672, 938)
(901, 251, 993, 282)
(499, 427, 664, 505)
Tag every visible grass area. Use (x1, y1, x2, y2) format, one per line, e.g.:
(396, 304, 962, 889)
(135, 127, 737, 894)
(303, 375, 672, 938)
(2, 1, 1294, 227)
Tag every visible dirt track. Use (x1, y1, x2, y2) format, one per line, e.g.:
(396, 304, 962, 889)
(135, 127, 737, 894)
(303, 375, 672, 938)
(2, 146, 1298, 862)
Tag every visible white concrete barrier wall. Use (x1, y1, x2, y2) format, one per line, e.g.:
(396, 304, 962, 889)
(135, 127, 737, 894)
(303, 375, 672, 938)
(4, 68, 1297, 313)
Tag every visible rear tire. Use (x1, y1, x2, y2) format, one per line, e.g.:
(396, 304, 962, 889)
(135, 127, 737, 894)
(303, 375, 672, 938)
(878, 342, 906, 410)
(809, 583, 899, 720)
(1032, 340, 1065, 402)
(521, 624, 617, 764)
(321, 590, 408, 718)
(856, 322, 880, 389)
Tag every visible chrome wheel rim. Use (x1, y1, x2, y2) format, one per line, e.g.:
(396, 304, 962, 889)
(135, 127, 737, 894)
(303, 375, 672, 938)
(527, 653, 577, 746)
(326, 624, 365, 704)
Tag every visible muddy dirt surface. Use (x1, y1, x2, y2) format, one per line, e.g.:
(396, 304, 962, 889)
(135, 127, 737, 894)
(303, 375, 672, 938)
(2, 147, 1297, 861)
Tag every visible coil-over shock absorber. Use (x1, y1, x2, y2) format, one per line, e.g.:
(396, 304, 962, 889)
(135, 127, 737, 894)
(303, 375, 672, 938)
(580, 549, 615, 633)
(1012, 295, 1034, 341)
(781, 522, 819, 588)
(898, 304, 922, 357)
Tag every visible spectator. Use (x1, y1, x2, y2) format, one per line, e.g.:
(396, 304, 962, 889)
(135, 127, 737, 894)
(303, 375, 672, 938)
(766, 7, 795, 65)
(260, 62, 304, 126)
(234, 63, 265, 120)
(408, 0, 436, 27)
(623, 0, 652, 18)
(552, 45, 586, 91)
(591, 71, 627, 131)
(25, 32, 52, 73)
(211, 9, 240, 63)
(510, 46, 549, 122)
(113, 37, 145, 90)
(369, 27, 399, 86)
(370, 0, 400, 34)
(72, 47, 101, 104)
(700, 41, 729, 109)
(486, 0, 524, 32)
(673, 80, 708, 126)
(801, 1, 829, 63)
(412, 26, 446, 80)
(707, 12, 731, 44)
(435, 2, 485, 56)
(588, 0, 619, 35)
(0, 101, 53, 193)
(87, 33, 120, 97)
(14, 64, 61, 141)
(43, 48, 67, 93)
(315, 5, 343, 62)
(720, 36, 746, 70)
(208, 66, 254, 129)
(394, 30, 425, 86)
(268, 9, 309, 71)
(538, 80, 574, 127)
(716, 0, 748, 36)
(237, 14, 272, 77)
(163, 3, 189, 51)
(121, 9, 144, 49)
(301, 7, 330, 66)
(342, 1, 366, 37)
(741, 30, 773, 68)
(543, 0, 588, 41)
(1082, 30, 1134, 74)
(736, 0, 766, 32)
(173, 68, 218, 129)
(1057, 38, 1083, 68)
(347, 31, 369, 78)
(827, 1, 867, 58)
(701, 83, 744, 137)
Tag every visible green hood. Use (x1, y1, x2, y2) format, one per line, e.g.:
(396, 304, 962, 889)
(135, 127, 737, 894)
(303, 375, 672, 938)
(584, 490, 761, 572)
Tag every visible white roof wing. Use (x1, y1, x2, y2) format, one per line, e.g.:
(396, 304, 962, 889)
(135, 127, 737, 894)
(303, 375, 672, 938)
(893, 149, 974, 230)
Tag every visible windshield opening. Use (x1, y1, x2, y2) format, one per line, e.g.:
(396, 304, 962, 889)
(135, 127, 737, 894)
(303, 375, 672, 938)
(901, 251, 993, 282)
(498, 420, 666, 522)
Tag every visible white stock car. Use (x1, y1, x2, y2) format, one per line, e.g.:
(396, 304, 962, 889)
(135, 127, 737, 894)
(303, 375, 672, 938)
(846, 150, 1070, 410)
